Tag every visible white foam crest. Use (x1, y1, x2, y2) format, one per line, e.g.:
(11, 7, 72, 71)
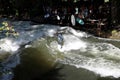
(67, 27, 88, 37)
(60, 53, 120, 78)
(75, 58, 120, 78)
(44, 26, 88, 38)
(46, 29, 57, 37)
(88, 43, 120, 58)
(31, 25, 40, 28)
(56, 34, 87, 52)
(0, 38, 20, 53)
(58, 41, 120, 78)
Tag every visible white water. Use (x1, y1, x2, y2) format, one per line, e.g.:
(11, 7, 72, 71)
(48, 26, 120, 78)
(0, 21, 120, 79)
(51, 34, 87, 52)
(0, 38, 19, 52)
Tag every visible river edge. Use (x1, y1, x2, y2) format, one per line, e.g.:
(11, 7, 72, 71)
(1, 17, 120, 40)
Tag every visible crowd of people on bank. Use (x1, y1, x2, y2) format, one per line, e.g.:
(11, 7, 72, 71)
(42, 3, 109, 28)
(43, 5, 89, 26)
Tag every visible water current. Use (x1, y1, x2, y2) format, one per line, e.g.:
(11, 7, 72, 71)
(0, 19, 120, 80)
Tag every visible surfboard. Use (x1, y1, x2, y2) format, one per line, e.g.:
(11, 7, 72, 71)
(76, 18, 84, 25)
(71, 15, 76, 26)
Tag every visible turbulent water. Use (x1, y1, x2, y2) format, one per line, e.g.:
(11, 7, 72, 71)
(0, 19, 120, 80)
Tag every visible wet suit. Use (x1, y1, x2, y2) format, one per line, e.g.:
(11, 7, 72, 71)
(57, 33, 64, 48)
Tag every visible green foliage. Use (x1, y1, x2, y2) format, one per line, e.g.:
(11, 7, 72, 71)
(111, 0, 120, 25)
(0, 0, 58, 17)
(0, 21, 19, 37)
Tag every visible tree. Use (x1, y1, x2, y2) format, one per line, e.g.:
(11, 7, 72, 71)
(111, 0, 120, 25)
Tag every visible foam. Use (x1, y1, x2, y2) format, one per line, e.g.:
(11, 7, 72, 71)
(58, 41, 120, 78)
(61, 34, 87, 51)
(46, 29, 57, 37)
(50, 34, 87, 52)
(75, 58, 120, 78)
(0, 38, 20, 52)
(68, 27, 88, 37)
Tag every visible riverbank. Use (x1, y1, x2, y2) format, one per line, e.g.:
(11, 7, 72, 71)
(86, 29, 120, 40)
(109, 30, 120, 39)
(0, 17, 120, 40)
(72, 24, 120, 40)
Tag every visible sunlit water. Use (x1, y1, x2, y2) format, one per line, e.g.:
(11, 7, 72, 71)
(0, 19, 120, 80)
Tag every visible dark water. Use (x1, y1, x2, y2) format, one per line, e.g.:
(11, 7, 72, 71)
(0, 20, 120, 80)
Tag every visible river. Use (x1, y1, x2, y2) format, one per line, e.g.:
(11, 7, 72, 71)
(0, 19, 120, 80)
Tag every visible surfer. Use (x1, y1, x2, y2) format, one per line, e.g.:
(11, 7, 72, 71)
(56, 31, 64, 48)
(76, 12, 84, 25)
